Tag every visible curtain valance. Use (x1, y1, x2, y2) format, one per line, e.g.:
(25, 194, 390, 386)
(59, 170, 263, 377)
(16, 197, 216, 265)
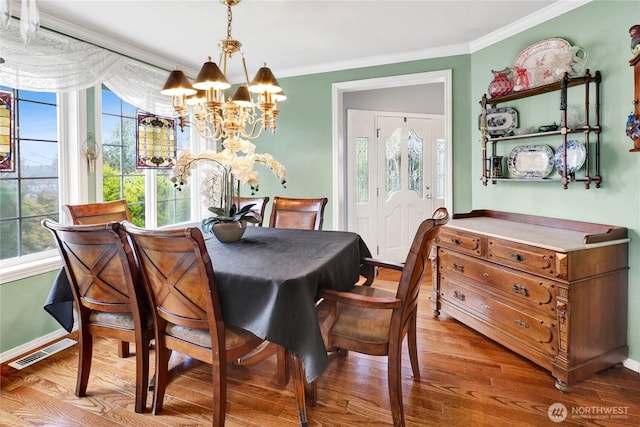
(0, 23, 174, 116)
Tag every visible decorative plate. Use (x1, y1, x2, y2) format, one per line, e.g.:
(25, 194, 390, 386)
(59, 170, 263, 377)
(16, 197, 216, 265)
(554, 140, 586, 175)
(479, 107, 518, 136)
(507, 145, 555, 178)
(513, 38, 571, 88)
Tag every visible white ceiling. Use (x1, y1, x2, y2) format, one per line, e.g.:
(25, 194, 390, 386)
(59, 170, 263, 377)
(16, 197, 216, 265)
(32, 0, 588, 81)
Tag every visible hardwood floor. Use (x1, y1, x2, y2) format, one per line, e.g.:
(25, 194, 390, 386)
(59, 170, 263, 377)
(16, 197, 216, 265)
(2, 270, 639, 426)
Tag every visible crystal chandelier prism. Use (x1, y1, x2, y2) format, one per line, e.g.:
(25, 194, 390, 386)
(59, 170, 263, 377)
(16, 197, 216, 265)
(161, 0, 284, 141)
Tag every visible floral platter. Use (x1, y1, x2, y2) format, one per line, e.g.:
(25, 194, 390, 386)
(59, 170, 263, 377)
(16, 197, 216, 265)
(507, 144, 555, 178)
(513, 38, 585, 88)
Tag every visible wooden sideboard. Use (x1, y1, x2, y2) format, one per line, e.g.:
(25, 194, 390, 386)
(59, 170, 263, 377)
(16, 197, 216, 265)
(430, 210, 629, 391)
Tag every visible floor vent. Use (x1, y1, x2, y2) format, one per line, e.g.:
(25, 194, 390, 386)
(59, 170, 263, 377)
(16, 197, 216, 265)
(9, 338, 77, 370)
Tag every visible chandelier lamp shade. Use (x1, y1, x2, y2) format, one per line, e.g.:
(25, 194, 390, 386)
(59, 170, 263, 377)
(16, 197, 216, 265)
(161, 0, 285, 141)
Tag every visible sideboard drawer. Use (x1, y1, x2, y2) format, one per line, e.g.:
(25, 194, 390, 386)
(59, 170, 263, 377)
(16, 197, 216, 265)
(488, 238, 562, 279)
(438, 248, 557, 316)
(439, 276, 558, 356)
(436, 228, 485, 257)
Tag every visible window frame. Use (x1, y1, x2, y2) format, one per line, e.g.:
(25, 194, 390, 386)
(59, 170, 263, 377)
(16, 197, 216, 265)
(0, 85, 201, 284)
(0, 90, 87, 283)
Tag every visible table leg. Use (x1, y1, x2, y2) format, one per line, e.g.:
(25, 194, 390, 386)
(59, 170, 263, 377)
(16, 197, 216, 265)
(289, 350, 309, 427)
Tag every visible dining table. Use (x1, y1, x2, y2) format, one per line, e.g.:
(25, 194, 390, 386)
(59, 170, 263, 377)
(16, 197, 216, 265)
(44, 225, 372, 384)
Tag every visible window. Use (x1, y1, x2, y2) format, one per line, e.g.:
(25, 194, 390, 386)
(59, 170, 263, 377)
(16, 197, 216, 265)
(0, 87, 59, 261)
(101, 87, 191, 227)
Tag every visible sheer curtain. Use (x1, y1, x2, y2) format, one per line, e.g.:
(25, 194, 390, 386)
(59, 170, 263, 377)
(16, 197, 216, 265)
(0, 22, 174, 116)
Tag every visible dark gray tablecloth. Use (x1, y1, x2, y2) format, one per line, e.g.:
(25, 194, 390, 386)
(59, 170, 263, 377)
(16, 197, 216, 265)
(44, 226, 371, 382)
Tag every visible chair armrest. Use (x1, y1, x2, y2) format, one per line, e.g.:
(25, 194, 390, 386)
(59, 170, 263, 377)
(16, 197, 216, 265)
(320, 289, 402, 310)
(362, 257, 404, 272)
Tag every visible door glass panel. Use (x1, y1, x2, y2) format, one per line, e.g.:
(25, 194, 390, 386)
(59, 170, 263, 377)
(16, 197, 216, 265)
(385, 128, 401, 200)
(407, 128, 423, 198)
(356, 137, 369, 204)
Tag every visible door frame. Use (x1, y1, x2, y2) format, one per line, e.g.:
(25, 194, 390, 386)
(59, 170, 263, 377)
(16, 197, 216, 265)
(331, 70, 453, 230)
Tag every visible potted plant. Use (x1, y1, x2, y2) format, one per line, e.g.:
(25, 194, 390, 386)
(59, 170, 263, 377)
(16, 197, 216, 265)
(172, 136, 286, 242)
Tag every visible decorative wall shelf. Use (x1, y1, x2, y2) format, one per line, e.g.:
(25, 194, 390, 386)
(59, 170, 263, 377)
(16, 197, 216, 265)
(480, 71, 601, 189)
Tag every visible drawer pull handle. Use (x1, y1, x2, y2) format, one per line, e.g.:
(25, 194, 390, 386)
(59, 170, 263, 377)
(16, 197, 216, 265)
(451, 238, 461, 245)
(512, 318, 529, 328)
(453, 290, 466, 301)
(453, 262, 464, 272)
(482, 272, 489, 278)
(512, 283, 529, 296)
(509, 252, 524, 262)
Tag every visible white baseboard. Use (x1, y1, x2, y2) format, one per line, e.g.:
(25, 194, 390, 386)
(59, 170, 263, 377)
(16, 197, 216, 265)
(623, 357, 640, 374)
(0, 324, 77, 365)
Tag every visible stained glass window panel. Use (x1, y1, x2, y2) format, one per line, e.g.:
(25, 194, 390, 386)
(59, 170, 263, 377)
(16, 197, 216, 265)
(408, 128, 423, 198)
(0, 90, 13, 171)
(385, 128, 402, 200)
(136, 113, 177, 169)
(356, 137, 369, 204)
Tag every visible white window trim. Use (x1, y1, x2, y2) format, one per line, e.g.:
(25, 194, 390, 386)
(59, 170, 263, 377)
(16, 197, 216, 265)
(0, 90, 86, 283)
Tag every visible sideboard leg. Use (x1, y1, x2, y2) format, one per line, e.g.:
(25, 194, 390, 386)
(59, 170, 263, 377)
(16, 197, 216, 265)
(555, 378, 571, 393)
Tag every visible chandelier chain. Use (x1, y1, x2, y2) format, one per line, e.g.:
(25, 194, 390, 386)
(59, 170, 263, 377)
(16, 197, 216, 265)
(226, 3, 233, 41)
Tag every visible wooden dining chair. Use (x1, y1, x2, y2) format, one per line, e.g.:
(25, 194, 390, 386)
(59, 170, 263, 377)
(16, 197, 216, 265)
(317, 207, 449, 427)
(121, 222, 264, 425)
(41, 220, 152, 414)
(269, 196, 328, 230)
(235, 196, 269, 226)
(63, 199, 133, 358)
(64, 199, 132, 225)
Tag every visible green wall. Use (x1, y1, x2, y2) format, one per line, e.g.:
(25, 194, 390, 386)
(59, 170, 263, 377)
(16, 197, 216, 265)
(247, 55, 473, 224)
(470, 0, 639, 361)
(0, 271, 62, 352)
(1, 0, 637, 366)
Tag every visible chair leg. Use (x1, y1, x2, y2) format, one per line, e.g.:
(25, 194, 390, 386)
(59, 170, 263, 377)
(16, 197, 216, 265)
(152, 343, 171, 415)
(134, 337, 150, 414)
(289, 350, 309, 427)
(76, 330, 93, 397)
(211, 358, 226, 427)
(117, 341, 130, 358)
(388, 342, 405, 427)
(407, 316, 420, 379)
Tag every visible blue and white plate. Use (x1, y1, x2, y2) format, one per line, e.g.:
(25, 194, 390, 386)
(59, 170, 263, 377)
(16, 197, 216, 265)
(508, 145, 554, 178)
(554, 140, 586, 175)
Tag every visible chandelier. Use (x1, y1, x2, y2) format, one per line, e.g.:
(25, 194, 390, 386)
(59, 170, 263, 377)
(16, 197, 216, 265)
(160, 0, 284, 141)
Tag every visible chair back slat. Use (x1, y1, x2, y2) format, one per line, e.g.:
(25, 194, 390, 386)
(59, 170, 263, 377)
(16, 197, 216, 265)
(269, 197, 328, 230)
(64, 200, 131, 225)
(236, 196, 269, 226)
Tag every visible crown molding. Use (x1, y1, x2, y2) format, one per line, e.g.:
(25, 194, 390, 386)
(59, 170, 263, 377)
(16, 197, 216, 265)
(28, 0, 592, 80)
(272, 44, 470, 80)
(469, 0, 593, 53)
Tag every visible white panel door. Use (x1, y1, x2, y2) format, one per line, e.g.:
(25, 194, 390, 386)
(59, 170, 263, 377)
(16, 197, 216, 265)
(377, 115, 433, 261)
(347, 110, 443, 262)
